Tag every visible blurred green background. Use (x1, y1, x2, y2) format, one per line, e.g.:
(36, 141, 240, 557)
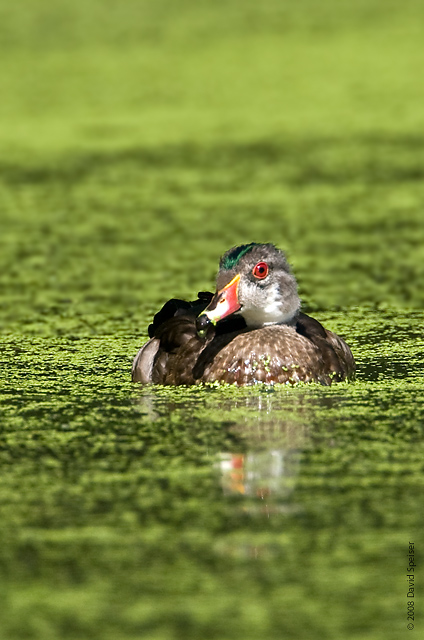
(0, 1, 423, 639)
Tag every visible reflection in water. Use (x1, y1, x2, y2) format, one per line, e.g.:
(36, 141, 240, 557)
(133, 386, 336, 512)
(218, 449, 302, 520)
(217, 402, 306, 515)
(218, 449, 299, 500)
(133, 386, 348, 557)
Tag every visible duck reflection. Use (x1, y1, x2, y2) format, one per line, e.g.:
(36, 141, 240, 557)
(218, 449, 298, 501)
(216, 405, 307, 516)
(133, 386, 330, 512)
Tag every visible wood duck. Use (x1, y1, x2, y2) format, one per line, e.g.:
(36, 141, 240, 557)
(132, 243, 355, 386)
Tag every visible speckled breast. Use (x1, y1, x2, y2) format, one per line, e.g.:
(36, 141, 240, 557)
(197, 325, 332, 385)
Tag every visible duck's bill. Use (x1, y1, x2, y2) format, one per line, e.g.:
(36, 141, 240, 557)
(196, 274, 241, 335)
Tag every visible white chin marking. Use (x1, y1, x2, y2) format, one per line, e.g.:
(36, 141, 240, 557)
(241, 306, 296, 328)
(240, 283, 299, 328)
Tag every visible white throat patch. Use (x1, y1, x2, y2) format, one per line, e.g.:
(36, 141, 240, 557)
(240, 282, 298, 328)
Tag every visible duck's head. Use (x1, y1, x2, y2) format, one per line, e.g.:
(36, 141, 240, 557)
(196, 243, 300, 336)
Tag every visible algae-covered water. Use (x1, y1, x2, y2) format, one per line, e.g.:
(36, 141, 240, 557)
(1, 2, 423, 638)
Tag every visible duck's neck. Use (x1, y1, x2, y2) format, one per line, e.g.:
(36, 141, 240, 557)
(240, 295, 300, 329)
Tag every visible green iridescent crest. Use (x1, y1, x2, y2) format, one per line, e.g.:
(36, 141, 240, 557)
(220, 243, 259, 270)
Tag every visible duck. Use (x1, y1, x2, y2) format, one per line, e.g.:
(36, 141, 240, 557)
(132, 243, 355, 386)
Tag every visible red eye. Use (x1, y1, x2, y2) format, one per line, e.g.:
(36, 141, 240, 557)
(252, 261, 269, 279)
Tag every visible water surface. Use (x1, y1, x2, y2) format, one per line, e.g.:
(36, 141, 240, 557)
(1, 307, 422, 639)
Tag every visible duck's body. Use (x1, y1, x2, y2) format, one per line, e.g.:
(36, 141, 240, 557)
(132, 244, 355, 386)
